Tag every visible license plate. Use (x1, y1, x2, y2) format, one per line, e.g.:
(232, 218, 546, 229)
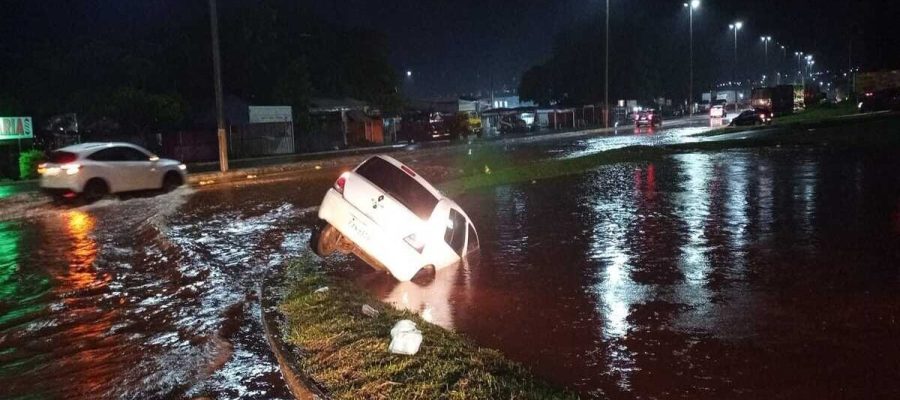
(348, 216, 371, 241)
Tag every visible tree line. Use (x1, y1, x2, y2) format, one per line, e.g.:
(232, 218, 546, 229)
(0, 0, 401, 137)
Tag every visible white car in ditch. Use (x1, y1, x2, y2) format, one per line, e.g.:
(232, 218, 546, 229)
(314, 155, 479, 281)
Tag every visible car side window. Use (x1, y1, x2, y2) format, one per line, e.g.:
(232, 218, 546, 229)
(121, 147, 151, 161)
(443, 209, 467, 256)
(88, 148, 124, 162)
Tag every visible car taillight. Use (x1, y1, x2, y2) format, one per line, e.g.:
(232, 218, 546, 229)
(334, 172, 349, 194)
(63, 164, 81, 175)
(403, 233, 425, 253)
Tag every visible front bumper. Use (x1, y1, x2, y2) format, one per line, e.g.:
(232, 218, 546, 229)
(317, 189, 427, 281)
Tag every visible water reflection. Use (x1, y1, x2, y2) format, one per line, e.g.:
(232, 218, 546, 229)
(376, 263, 466, 329)
(352, 148, 900, 399)
(62, 210, 101, 288)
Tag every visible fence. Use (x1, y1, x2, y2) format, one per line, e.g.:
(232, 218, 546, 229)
(228, 122, 295, 159)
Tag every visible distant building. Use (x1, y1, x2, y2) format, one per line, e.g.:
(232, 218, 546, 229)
(410, 97, 484, 115)
(307, 98, 384, 151)
(484, 95, 535, 110)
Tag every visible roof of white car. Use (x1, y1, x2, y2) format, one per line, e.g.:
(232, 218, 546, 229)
(57, 142, 144, 154)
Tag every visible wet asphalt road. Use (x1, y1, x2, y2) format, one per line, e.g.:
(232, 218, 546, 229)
(2, 116, 899, 399)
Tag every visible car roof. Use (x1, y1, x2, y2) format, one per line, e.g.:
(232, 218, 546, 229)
(56, 142, 147, 155)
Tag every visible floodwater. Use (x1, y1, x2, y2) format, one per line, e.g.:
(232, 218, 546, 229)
(346, 147, 900, 399)
(0, 178, 328, 399)
(2, 118, 898, 399)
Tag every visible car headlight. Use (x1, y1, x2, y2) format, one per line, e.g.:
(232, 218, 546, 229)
(178, 164, 187, 171)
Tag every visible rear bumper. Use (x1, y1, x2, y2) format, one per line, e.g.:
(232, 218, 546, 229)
(40, 175, 83, 192)
(318, 189, 427, 281)
(41, 187, 78, 197)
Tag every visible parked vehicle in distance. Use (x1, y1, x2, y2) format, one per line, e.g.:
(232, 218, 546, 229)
(398, 112, 451, 143)
(634, 110, 662, 128)
(499, 114, 528, 134)
(314, 155, 479, 282)
(729, 109, 772, 126)
(39, 142, 187, 202)
(709, 105, 727, 118)
(751, 85, 795, 117)
(858, 88, 900, 113)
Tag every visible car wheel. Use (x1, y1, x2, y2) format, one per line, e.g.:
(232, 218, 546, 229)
(314, 224, 341, 257)
(82, 179, 109, 203)
(162, 172, 184, 192)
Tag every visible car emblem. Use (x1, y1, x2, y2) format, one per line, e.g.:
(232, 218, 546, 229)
(372, 195, 385, 210)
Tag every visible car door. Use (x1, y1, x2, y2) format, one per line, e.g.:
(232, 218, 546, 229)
(118, 147, 157, 191)
(87, 147, 129, 192)
(89, 146, 154, 192)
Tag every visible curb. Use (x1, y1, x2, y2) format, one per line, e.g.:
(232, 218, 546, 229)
(260, 266, 330, 400)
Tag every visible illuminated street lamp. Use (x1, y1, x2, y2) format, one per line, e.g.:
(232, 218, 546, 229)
(760, 36, 772, 85)
(795, 51, 805, 85)
(728, 21, 742, 83)
(684, 0, 700, 115)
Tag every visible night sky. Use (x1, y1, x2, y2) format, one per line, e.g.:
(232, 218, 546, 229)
(2, 0, 898, 98)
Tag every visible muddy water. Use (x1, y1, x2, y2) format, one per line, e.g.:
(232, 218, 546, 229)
(347, 147, 900, 399)
(0, 177, 330, 399)
(3, 127, 899, 399)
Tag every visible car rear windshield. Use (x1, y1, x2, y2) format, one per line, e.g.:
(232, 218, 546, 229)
(48, 151, 77, 164)
(355, 157, 439, 220)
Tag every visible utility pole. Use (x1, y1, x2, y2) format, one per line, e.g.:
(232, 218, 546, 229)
(605, 0, 609, 128)
(208, 0, 228, 172)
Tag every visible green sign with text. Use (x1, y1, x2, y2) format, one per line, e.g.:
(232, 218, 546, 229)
(0, 117, 33, 140)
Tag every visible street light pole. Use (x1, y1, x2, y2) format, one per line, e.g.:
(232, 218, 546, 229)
(804, 54, 813, 86)
(208, 0, 228, 172)
(760, 36, 771, 86)
(729, 22, 742, 84)
(684, 0, 700, 116)
(779, 45, 786, 84)
(605, 0, 609, 129)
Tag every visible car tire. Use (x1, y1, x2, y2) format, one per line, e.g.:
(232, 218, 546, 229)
(314, 224, 341, 257)
(82, 179, 109, 203)
(162, 172, 183, 192)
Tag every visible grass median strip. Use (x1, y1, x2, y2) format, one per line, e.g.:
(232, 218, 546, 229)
(439, 145, 668, 196)
(280, 255, 576, 400)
